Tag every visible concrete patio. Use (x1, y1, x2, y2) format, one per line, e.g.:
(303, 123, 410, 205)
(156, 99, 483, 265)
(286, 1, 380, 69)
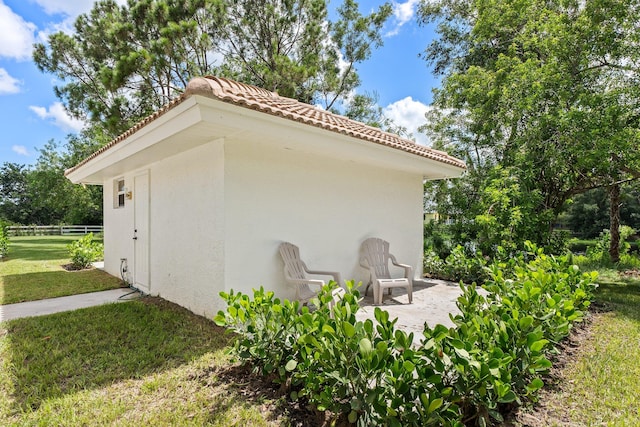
(355, 278, 477, 337)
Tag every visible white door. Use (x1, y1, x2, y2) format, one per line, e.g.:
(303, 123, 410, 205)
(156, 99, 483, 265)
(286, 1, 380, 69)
(134, 171, 150, 292)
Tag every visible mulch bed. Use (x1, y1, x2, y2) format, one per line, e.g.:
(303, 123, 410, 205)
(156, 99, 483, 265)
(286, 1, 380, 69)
(61, 263, 93, 271)
(503, 304, 604, 426)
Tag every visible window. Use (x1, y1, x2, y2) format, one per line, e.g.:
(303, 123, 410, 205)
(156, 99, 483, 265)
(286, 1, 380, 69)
(114, 178, 125, 208)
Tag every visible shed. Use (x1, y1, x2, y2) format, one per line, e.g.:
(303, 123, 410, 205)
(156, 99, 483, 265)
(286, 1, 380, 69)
(65, 76, 466, 317)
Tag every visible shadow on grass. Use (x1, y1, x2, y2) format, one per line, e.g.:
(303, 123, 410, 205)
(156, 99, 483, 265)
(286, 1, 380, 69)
(2, 297, 230, 413)
(1, 269, 123, 305)
(595, 280, 640, 322)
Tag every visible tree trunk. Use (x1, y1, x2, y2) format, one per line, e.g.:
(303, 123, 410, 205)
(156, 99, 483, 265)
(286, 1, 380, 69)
(609, 183, 621, 263)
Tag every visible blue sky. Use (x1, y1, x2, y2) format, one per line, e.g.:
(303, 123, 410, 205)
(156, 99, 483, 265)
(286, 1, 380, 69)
(0, 0, 440, 166)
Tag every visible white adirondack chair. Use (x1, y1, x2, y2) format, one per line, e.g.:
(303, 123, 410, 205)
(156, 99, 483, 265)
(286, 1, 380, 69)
(359, 238, 413, 305)
(279, 242, 342, 304)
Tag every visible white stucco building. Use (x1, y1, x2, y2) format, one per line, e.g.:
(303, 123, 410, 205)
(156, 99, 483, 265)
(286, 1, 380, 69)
(65, 76, 466, 317)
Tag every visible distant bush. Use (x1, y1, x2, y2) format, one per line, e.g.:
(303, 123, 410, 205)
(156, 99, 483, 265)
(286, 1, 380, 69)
(424, 245, 488, 283)
(544, 229, 571, 255)
(67, 233, 103, 270)
(574, 226, 640, 269)
(0, 221, 9, 259)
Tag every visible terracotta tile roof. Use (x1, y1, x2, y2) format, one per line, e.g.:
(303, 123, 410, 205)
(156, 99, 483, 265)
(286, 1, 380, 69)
(66, 76, 465, 176)
(186, 76, 466, 169)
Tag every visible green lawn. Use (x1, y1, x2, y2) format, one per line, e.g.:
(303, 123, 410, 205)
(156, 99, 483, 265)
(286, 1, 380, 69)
(2, 237, 640, 425)
(515, 271, 640, 426)
(0, 236, 291, 425)
(0, 298, 287, 426)
(0, 236, 123, 304)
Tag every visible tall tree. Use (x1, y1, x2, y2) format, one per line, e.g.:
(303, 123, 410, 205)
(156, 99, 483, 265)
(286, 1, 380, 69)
(34, 0, 226, 137)
(34, 0, 392, 137)
(419, 0, 640, 256)
(0, 163, 31, 224)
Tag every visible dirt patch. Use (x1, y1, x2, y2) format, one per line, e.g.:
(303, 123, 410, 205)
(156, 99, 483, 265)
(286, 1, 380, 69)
(61, 263, 93, 272)
(621, 269, 640, 278)
(202, 364, 336, 426)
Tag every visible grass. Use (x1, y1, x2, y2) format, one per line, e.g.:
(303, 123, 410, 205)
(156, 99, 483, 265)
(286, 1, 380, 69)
(3, 237, 640, 425)
(516, 270, 640, 426)
(0, 236, 123, 304)
(0, 298, 287, 426)
(0, 236, 290, 425)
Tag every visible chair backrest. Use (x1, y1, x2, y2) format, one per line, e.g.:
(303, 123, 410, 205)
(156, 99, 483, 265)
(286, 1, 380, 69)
(360, 238, 391, 280)
(279, 242, 307, 280)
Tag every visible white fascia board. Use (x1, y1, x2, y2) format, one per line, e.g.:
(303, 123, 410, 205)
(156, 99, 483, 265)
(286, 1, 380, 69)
(195, 96, 465, 179)
(67, 94, 464, 185)
(66, 97, 204, 184)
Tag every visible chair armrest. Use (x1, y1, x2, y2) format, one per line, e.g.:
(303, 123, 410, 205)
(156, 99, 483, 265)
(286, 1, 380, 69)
(286, 278, 326, 287)
(305, 270, 342, 286)
(389, 254, 413, 280)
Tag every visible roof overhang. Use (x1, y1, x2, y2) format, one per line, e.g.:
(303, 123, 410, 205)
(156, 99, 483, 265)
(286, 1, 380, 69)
(66, 95, 465, 185)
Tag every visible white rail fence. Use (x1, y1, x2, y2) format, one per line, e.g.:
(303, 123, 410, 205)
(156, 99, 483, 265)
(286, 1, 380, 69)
(7, 225, 103, 236)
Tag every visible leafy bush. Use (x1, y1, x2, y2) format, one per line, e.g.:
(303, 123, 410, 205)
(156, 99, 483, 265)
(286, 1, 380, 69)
(67, 232, 104, 269)
(578, 226, 640, 269)
(0, 221, 9, 259)
(544, 229, 571, 255)
(424, 245, 488, 283)
(424, 220, 453, 258)
(216, 245, 598, 426)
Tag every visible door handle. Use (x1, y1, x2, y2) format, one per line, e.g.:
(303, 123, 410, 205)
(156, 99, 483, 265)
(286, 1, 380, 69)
(133, 229, 138, 240)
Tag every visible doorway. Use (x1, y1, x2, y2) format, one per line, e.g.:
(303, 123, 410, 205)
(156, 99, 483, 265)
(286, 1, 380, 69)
(133, 171, 150, 292)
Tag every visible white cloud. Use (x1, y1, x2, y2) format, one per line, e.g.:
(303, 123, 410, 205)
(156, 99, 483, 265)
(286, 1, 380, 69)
(386, 0, 421, 37)
(0, 68, 21, 94)
(12, 145, 30, 156)
(32, 0, 127, 17)
(29, 102, 85, 132)
(382, 96, 432, 146)
(32, 0, 94, 17)
(0, 1, 37, 60)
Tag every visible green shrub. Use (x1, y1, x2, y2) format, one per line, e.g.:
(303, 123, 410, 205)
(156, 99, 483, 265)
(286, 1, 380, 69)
(424, 245, 488, 283)
(0, 221, 9, 259)
(424, 220, 453, 257)
(545, 229, 571, 255)
(67, 232, 104, 269)
(216, 246, 598, 426)
(578, 226, 640, 268)
(415, 243, 598, 425)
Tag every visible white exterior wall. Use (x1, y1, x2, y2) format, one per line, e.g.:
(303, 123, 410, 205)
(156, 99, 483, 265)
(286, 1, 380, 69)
(103, 140, 225, 317)
(223, 138, 424, 300)
(102, 137, 425, 318)
(148, 140, 225, 316)
(103, 174, 134, 282)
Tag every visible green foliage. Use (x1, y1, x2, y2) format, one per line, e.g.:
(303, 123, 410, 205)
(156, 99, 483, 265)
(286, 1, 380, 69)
(423, 220, 453, 258)
(217, 246, 597, 425)
(67, 233, 104, 270)
(0, 163, 31, 224)
(420, 243, 598, 425)
(419, 0, 640, 251)
(0, 221, 8, 259)
(581, 226, 637, 267)
(424, 245, 488, 284)
(0, 136, 103, 226)
(34, 0, 393, 137)
(425, 166, 552, 258)
(544, 229, 571, 256)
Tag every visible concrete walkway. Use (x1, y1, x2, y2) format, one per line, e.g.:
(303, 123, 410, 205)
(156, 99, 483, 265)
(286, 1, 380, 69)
(0, 288, 138, 322)
(1, 279, 477, 336)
